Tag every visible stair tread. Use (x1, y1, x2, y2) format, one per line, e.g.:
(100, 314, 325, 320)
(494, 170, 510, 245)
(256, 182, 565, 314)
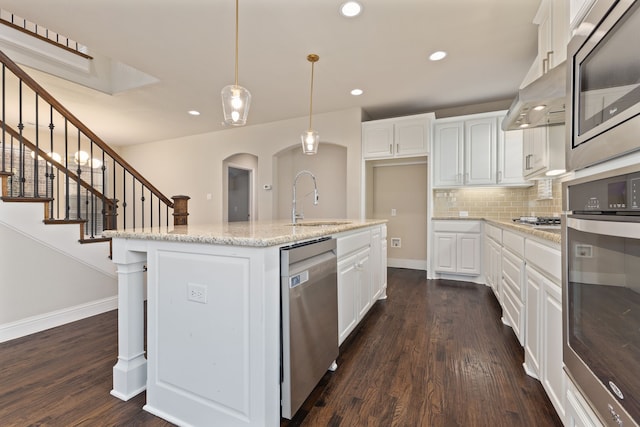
(79, 237, 111, 244)
(1, 196, 54, 202)
(44, 219, 88, 225)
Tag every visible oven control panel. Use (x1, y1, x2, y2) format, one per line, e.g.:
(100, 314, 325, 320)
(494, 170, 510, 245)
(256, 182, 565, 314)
(569, 171, 640, 213)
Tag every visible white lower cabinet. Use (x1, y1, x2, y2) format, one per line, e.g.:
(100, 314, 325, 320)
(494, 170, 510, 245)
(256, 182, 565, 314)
(524, 238, 565, 422)
(336, 226, 386, 345)
(433, 220, 482, 276)
(501, 246, 525, 345)
(483, 221, 571, 424)
(484, 224, 502, 301)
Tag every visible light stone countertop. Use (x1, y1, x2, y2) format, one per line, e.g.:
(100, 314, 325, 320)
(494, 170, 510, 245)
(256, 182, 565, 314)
(432, 217, 561, 244)
(103, 219, 387, 247)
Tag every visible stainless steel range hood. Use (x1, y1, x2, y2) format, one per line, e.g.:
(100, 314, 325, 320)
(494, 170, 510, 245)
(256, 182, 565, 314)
(501, 61, 567, 131)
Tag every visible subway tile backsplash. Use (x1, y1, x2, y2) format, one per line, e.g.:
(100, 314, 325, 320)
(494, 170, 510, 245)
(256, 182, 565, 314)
(432, 181, 562, 220)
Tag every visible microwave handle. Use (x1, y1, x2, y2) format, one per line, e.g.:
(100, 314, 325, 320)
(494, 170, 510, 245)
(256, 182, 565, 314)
(567, 216, 640, 239)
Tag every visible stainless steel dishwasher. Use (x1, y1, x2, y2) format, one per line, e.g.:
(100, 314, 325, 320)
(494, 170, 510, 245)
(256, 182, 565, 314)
(280, 237, 338, 419)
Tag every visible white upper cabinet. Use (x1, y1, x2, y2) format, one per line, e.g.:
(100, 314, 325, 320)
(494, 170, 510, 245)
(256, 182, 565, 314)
(569, 0, 596, 33)
(521, 0, 570, 87)
(522, 124, 565, 179)
(362, 113, 434, 159)
(433, 111, 529, 188)
(465, 118, 497, 185)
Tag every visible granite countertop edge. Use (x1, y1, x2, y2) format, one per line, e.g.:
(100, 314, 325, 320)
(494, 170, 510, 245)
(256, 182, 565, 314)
(103, 219, 388, 247)
(432, 217, 561, 244)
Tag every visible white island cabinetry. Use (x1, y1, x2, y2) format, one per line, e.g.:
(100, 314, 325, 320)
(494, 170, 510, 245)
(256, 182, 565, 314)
(337, 225, 387, 345)
(106, 220, 386, 427)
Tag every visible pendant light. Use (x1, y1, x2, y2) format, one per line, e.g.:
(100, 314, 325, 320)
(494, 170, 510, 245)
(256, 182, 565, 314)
(301, 54, 320, 155)
(221, 0, 251, 126)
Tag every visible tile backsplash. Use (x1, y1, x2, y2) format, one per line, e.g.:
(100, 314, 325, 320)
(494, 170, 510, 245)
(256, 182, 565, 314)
(433, 180, 562, 220)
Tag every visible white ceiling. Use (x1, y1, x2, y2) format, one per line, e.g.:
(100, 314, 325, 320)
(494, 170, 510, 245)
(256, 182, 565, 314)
(0, 0, 540, 147)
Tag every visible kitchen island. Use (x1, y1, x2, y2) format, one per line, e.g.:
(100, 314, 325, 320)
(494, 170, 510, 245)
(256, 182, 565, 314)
(104, 219, 386, 427)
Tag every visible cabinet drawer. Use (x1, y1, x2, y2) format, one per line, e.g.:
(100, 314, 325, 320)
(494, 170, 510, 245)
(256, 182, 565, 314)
(502, 247, 525, 300)
(433, 220, 481, 233)
(502, 284, 524, 345)
(337, 230, 371, 258)
(503, 230, 525, 257)
(525, 239, 561, 282)
(485, 223, 502, 243)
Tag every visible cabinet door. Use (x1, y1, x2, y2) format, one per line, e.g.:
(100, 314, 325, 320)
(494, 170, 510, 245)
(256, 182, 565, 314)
(362, 122, 394, 159)
(433, 232, 457, 273)
(523, 127, 548, 178)
(488, 239, 502, 301)
(551, 0, 569, 67)
(542, 278, 565, 419)
(338, 254, 359, 345)
(356, 248, 372, 320)
(433, 122, 463, 187)
(465, 118, 496, 185)
(498, 128, 527, 185)
(456, 233, 481, 275)
(524, 265, 543, 379)
(394, 116, 429, 157)
(370, 230, 383, 301)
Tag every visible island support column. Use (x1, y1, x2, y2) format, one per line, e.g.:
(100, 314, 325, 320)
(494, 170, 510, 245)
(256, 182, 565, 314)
(110, 242, 148, 401)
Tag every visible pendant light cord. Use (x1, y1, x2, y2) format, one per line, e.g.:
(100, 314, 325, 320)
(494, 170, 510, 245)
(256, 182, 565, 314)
(235, 0, 239, 87)
(309, 60, 315, 131)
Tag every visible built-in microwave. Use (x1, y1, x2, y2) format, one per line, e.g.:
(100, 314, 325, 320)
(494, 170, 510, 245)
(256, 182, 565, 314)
(563, 164, 640, 427)
(566, 0, 640, 171)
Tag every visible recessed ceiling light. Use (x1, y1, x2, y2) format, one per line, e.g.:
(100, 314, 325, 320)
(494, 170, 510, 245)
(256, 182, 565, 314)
(429, 51, 447, 61)
(340, 1, 362, 17)
(188, 110, 201, 116)
(351, 88, 363, 96)
(533, 105, 546, 111)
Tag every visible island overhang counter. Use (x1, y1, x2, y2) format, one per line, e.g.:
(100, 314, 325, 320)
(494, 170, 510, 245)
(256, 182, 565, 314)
(104, 219, 387, 427)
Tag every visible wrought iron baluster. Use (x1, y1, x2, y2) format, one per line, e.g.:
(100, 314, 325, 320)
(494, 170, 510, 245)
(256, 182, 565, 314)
(90, 141, 95, 238)
(49, 105, 56, 219)
(76, 129, 81, 220)
(17, 79, 24, 196)
(141, 185, 145, 230)
(64, 119, 70, 219)
(122, 168, 127, 230)
(34, 93, 39, 197)
(132, 177, 136, 230)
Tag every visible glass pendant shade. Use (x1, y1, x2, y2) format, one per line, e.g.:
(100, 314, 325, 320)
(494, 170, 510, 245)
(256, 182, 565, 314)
(301, 130, 319, 155)
(221, 84, 251, 126)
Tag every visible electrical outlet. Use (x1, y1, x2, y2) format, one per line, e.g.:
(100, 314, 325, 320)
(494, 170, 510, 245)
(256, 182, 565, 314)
(391, 208, 397, 216)
(187, 283, 207, 304)
(391, 238, 401, 248)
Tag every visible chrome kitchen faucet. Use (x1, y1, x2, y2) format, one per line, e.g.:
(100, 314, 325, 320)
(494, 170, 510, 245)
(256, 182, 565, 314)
(292, 170, 319, 224)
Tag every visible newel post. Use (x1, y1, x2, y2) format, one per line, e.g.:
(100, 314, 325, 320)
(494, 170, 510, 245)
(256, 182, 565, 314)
(172, 195, 190, 226)
(103, 198, 119, 230)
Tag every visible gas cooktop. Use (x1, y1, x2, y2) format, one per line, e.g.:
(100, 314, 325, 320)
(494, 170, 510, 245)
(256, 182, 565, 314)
(512, 216, 561, 226)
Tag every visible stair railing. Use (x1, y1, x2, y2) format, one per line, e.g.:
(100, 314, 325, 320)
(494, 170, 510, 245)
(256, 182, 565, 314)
(0, 49, 188, 238)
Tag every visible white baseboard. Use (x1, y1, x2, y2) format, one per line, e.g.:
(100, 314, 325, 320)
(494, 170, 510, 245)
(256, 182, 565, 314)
(0, 296, 118, 343)
(387, 258, 428, 271)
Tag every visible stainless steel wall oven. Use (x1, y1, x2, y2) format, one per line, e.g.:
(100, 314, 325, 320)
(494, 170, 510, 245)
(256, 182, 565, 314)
(563, 164, 640, 426)
(566, 0, 640, 171)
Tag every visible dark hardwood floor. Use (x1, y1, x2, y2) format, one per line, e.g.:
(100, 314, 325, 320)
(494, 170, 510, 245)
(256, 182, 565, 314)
(0, 268, 562, 426)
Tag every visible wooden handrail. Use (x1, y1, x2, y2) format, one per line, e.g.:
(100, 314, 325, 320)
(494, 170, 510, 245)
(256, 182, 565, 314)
(0, 49, 174, 208)
(0, 20, 93, 60)
(0, 118, 113, 206)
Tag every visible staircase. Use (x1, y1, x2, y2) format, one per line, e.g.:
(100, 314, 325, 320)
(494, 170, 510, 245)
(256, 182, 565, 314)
(0, 48, 189, 248)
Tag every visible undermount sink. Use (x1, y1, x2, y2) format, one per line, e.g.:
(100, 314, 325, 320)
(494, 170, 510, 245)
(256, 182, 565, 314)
(289, 221, 352, 227)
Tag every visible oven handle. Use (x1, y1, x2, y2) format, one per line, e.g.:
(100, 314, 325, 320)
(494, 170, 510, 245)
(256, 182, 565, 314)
(567, 216, 640, 239)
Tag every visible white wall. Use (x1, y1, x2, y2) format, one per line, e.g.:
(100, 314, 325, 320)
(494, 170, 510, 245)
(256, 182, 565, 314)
(0, 221, 117, 341)
(118, 107, 364, 225)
